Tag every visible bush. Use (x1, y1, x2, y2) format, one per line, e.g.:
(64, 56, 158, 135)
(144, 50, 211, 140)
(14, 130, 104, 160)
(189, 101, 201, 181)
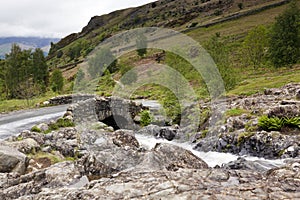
(31, 125, 41, 133)
(140, 110, 153, 127)
(56, 118, 75, 128)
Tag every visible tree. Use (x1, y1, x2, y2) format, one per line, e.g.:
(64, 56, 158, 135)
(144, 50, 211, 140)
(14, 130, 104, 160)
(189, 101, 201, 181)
(5, 44, 34, 98)
(50, 69, 64, 93)
(88, 47, 117, 78)
(242, 25, 268, 68)
(136, 33, 147, 57)
(269, 1, 300, 67)
(205, 35, 238, 92)
(32, 48, 49, 90)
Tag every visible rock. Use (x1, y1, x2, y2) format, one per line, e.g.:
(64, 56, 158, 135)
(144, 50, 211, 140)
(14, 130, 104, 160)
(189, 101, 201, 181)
(36, 123, 49, 132)
(112, 129, 139, 149)
(296, 89, 300, 100)
(63, 111, 73, 118)
(13, 163, 300, 199)
(106, 126, 114, 132)
(0, 146, 28, 174)
(43, 101, 50, 106)
(41, 146, 52, 153)
(45, 161, 81, 188)
(264, 88, 283, 95)
(2, 138, 40, 154)
(18, 130, 45, 145)
(221, 157, 278, 173)
(138, 125, 177, 141)
(152, 143, 209, 170)
(268, 105, 300, 118)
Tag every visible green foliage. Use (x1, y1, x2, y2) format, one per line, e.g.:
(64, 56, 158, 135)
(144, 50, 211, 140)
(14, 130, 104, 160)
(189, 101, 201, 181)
(56, 118, 75, 128)
(258, 115, 300, 131)
(1, 44, 49, 100)
(160, 92, 181, 125)
(140, 110, 153, 126)
(56, 50, 63, 58)
(95, 71, 116, 96)
(205, 35, 238, 91)
(32, 48, 49, 89)
(31, 125, 42, 133)
(269, 1, 300, 68)
(67, 43, 82, 61)
(226, 108, 248, 117)
(242, 25, 268, 68)
(50, 69, 64, 93)
(44, 118, 75, 134)
(88, 47, 118, 78)
(237, 132, 255, 146)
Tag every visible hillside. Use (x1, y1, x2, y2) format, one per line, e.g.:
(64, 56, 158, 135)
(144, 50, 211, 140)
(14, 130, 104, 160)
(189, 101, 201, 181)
(1, 0, 299, 113)
(0, 37, 59, 59)
(47, 0, 291, 69)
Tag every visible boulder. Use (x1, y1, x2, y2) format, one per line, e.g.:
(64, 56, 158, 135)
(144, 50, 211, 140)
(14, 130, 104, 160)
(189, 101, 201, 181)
(0, 146, 28, 174)
(36, 123, 49, 132)
(138, 125, 177, 141)
(2, 138, 40, 154)
(151, 143, 209, 170)
(112, 129, 139, 149)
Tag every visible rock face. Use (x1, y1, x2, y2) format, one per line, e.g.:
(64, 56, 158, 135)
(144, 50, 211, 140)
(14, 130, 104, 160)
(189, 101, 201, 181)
(2, 126, 299, 200)
(0, 146, 28, 174)
(7, 160, 300, 200)
(195, 83, 300, 159)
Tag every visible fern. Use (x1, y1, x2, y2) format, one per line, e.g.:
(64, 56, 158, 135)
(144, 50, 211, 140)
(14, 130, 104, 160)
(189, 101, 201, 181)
(259, 116, 300, 131)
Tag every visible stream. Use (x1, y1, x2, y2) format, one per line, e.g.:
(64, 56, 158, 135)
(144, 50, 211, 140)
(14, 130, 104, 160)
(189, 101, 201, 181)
(0, 100, 287, 169)
(134, 100, 286, 169)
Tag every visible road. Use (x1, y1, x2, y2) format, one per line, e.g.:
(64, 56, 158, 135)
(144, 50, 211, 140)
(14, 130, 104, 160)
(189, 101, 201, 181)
(0, 105, 69, 140)
(0, 100, 160, 140)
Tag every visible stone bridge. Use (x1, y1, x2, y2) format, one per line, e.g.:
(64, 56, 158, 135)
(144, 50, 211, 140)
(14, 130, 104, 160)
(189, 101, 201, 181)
(62, 95, 146, 129)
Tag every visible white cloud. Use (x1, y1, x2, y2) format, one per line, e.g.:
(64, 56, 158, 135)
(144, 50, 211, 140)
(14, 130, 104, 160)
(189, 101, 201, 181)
(0, 0, 155, 38)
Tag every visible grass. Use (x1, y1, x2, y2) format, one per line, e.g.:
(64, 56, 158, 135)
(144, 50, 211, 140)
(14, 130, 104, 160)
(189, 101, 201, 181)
(186, 2, 290, 43)
(0, 91, 57, 113)
(227, 65, 300, 96)
(226, 108, 249, 117)
(27, 151, 63, 164)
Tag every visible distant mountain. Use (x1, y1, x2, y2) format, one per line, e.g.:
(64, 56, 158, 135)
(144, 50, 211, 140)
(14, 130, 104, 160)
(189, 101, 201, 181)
(0, 37, 60, 59)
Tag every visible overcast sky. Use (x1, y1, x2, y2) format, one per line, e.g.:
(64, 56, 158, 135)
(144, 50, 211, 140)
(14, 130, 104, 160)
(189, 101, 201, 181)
(0, 0, 155, 38)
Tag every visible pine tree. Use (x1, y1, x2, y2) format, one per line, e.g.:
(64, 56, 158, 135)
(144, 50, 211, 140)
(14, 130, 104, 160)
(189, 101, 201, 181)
(32, 48, 49, 89)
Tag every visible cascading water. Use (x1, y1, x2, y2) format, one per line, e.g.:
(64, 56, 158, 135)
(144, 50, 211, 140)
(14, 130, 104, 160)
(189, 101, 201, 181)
(134, 100, 286, 169)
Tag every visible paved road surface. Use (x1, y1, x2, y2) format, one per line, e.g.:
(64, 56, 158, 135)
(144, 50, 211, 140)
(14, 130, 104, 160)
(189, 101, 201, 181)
(0, 105, 69, 140)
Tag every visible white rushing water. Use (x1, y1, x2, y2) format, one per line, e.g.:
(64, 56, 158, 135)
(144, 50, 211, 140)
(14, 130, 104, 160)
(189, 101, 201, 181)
(135, 134, 286, 168)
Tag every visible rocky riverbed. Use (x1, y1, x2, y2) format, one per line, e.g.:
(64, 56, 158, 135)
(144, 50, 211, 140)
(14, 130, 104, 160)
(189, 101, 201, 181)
(0, 83, 299, 199)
